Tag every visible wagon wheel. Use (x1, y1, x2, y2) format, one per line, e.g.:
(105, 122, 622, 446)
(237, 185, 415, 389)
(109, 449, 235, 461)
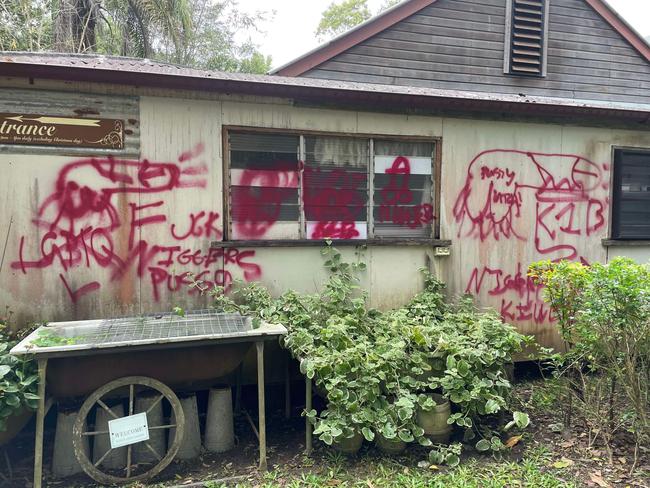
(72, 376, 185, 485)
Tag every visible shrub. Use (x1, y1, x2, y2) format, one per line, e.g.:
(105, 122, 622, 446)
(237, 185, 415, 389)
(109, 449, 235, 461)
(530, 258, 650, 468)
(0, 312, 39, 432)
(199, 245, 530, 461)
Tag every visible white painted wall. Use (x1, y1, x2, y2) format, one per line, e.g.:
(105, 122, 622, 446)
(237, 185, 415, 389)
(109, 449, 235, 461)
(1, 81, 649, 350)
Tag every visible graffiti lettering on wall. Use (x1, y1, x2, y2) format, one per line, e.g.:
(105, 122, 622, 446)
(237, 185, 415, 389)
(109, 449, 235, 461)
(465, 262, 553, 325)
(378, 156, 435, 230)
(454, 149, 608, 324)
(12, 144, 261, 304)
(233, 155, 434, 240)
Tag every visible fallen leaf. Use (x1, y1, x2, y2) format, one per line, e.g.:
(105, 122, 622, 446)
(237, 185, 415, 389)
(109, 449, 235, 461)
(429, 465, 440, 471)
(552, 457, 575, 469)
(505, 435, 522, 448)
(589, 471, 609, 487)
(559, 439, 576, 448)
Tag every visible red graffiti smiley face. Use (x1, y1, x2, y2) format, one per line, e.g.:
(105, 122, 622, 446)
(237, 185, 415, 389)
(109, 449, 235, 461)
(232, 167, 300, 239)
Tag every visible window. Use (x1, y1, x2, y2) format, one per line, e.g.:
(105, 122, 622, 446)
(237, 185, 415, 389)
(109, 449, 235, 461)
(612, 149, 650, 239)
(504, 0, 549, 77)
(227, 129, 437, 241)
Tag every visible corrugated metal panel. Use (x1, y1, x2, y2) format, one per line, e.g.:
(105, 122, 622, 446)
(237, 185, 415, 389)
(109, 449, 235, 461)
(0, 88, 140, 157)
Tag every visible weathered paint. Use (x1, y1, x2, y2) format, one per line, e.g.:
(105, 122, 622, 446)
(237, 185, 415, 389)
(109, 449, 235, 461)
(1, 82, 649, 351)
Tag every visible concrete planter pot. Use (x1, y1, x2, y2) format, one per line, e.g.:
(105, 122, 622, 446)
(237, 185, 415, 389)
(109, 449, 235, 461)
(416, 393, 452, 444)
(376, 434, 406, 455)
(333, 431, 363, 455)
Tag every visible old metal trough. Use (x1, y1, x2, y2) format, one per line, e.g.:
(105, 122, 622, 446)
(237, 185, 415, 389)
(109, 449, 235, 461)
(11, 310, 286, 487)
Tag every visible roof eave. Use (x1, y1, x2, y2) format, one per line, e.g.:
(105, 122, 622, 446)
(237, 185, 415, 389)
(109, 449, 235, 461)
(2, 59, 649, 128)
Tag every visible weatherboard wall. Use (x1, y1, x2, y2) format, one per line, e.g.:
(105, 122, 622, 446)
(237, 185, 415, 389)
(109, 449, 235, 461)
(302, 0, 650, 105)
(1, 79, 650, 352)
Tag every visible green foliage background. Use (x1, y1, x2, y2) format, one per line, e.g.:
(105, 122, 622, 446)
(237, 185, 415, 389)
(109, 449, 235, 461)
(0, 0, 272, 73)
(0, 315, 38, 433)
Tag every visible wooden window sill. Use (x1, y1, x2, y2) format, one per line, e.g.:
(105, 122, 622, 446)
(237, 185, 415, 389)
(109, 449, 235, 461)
(602, 239, 650, 247)
(211, 239, 452, 248)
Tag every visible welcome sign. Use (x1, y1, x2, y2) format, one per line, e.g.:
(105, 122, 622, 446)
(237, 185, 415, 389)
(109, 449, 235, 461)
(0, 113, 124, 149)
(108, 412, 150, 449)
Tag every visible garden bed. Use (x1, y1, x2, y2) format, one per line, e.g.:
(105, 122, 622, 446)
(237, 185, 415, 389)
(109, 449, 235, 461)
(3, 374, 648, 488)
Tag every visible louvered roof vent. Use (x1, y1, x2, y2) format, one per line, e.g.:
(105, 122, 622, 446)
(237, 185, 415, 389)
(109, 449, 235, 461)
(506, 0, 549, 76)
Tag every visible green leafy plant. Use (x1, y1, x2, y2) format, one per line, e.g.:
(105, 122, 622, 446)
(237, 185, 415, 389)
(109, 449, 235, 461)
(429, 442, 462, 467)
(31, 328, 78, 348)
(198, 245, 530, 461)
(530, 258, 650, 470)
(0, 313, 39, 432)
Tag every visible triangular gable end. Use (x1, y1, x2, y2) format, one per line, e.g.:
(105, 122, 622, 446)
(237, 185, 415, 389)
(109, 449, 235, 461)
(273, 0, 650, 77)
(272, 0, 439, 76)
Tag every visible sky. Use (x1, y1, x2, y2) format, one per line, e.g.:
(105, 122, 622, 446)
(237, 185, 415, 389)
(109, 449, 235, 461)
(236, 0, 650, 71)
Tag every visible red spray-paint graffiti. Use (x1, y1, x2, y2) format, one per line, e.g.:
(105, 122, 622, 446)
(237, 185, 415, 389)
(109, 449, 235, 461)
(453, 149, 608, 261)
(304, 164, 367, 239)
(12, 145, 261, 304)
(465, 263, 554, 325)
(378, 156, 435, 230)
(232, 155, 435, 240)
(232, 165, 300, 239)
(455, 149, 608, 324)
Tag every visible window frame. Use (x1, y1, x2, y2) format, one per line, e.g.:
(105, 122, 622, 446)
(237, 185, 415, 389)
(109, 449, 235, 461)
(222, 126, 442, 244)
(503, 0, 550, 78)
(610, 146, 650, 242)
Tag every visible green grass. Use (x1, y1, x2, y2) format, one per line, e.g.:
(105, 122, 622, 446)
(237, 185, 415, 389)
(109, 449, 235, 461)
(205, 446, 576, 488)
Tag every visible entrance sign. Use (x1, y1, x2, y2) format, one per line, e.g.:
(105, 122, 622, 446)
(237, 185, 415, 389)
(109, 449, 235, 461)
(108, 412, 150, 449)
(0, 113, 124, 149)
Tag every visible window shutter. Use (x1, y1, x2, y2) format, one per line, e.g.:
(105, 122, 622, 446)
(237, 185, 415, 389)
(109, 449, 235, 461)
(229, 132, 301, 239)
(373, 141, 435, 238)
(613, 149, 650, 239)
(303, 136, 369, 240)
(506, 0, 548, 76)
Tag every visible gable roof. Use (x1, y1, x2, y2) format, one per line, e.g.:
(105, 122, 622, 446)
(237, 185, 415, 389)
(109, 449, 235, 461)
(272, 0, 650, 77)
(2, 52, 649, 123)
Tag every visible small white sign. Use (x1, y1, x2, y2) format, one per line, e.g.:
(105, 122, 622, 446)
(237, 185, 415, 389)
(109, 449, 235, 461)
(108, 412, 150, 449)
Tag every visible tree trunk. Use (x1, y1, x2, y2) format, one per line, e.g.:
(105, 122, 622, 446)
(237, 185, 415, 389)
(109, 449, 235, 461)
(53, 0, 76, 52)
(73, 0, 97, 52)
(52, 0, 97, 53)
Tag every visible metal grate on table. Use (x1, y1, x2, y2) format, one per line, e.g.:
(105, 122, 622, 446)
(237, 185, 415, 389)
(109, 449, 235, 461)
(66, 310, 252, 346)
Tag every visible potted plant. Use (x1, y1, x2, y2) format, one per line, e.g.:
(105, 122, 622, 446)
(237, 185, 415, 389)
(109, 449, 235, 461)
(0, 317, 39, 446)
(206, 248, 532, 462)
